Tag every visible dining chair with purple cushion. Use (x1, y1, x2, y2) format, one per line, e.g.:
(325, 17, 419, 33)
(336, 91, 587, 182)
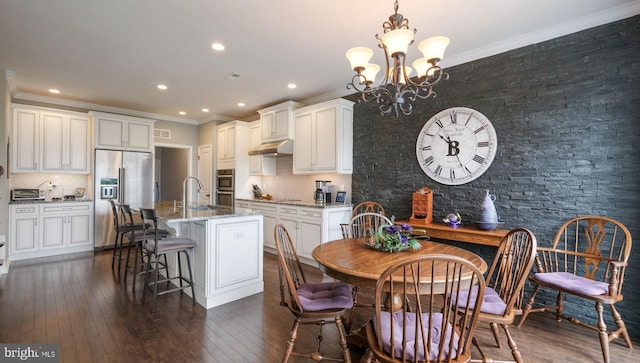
(455, 227, 537, 363)
(361, 254, 486, 363)
(517, 216, 632, 363)
(274, 224, 353, 362)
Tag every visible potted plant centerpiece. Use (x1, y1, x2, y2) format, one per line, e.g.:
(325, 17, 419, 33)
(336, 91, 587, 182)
(367, 222, 422, 253)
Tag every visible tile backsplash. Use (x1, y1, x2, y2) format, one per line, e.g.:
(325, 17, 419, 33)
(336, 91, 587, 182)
(9, 173, 92, 200)
(259, 156, 352, 203)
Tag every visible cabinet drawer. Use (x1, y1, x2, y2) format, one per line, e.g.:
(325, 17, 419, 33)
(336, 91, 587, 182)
(41, 203, 91, 214)
(299, 209, 322, 219)
(279, 206, 299, 215)
(11, 206, 38, 215)
(251, 203, 278, 213)
(235, 201, 250, 208)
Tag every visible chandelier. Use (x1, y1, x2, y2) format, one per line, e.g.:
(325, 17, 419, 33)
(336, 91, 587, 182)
(346, 0, 450, 116)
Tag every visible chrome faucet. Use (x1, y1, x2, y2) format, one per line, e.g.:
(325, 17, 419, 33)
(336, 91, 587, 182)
(182, 176, 204, 209)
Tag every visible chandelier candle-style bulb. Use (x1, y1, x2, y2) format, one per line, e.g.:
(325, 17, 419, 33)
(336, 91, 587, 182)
(345, 0, 450, 116)
(381, 29, 415, 56)
(346, 47, 374, 72)
(362, 63, 381, 85)
(419, 36, 450, 64)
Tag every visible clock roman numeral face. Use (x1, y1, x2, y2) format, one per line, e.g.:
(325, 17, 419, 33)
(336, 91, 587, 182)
(416, 107, 497, 185)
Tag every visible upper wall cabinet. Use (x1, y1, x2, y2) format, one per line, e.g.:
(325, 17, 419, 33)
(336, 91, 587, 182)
(11, 104, 91, 174)
(217, 121, 250, 170)
(292, 98, 354, 175)
(257, 101, 304, 143)
(91, 111, 155, 152)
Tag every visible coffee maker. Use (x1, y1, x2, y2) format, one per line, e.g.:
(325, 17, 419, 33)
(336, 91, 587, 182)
(314, 180, 332, 204)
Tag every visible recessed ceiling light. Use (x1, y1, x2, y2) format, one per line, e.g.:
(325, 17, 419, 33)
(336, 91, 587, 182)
(287, 83, 297, 89)
(179, 111, 186, 115)
(157, 84, 168, 90)
(49, 89, 60, 94)
(202, 108, 210, 113)
(211, 42, 225, 51)
(237, 102, 246, 107)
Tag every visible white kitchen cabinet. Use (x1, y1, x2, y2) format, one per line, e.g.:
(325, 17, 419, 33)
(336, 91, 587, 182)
(40, 111, 91, 173)
(9, 202, 94, 261)
(244, 200, 352, 265)
(278, 206, 322, 260)
(11, 104, 90, 174)
(236, 200, 278, 249)
(249, 121, 275, 176)
(216, 121, 250, 170)
(292, 98, 354, 174)
(40, 203, 93, 251)
(217, 124, 236, 162)
(257, 101, 304, 143)
(9, 205, 39, 257)
(91, 111, 155, 152)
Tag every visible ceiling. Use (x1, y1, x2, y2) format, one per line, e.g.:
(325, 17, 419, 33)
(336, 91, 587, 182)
(1, 0, 639, 124)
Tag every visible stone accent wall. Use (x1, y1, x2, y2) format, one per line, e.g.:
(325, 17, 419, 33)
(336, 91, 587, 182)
(348, 16, 640, 338)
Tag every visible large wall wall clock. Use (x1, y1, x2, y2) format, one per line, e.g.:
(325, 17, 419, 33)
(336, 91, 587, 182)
(416, 107, 497, 185)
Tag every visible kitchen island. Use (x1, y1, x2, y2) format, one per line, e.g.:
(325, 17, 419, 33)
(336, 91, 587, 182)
(154, 201, 264, 309)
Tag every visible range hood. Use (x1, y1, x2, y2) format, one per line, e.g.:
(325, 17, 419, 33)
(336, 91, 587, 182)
(248, 139, 293, 156)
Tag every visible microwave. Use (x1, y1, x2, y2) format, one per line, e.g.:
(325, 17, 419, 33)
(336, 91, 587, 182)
(11, 188, 45, 201)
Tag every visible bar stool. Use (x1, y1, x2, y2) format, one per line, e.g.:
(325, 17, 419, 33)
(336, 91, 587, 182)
(140, 208, 196, 313)
(122, 204, 168, 290)
(110, 200, 146, 274)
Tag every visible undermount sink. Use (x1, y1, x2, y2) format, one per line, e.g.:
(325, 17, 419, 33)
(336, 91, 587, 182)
(187, 205, 218, 211)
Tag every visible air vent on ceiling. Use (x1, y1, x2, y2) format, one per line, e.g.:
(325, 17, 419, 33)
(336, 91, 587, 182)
(226, 72, 242, 80)
(154, 128, 171, 139)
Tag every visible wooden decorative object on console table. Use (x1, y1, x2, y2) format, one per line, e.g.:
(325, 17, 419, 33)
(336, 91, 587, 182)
(409, 186, 433, 224)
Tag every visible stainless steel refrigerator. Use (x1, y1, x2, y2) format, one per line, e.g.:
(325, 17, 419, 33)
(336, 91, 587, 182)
(94, 149, 153, 250)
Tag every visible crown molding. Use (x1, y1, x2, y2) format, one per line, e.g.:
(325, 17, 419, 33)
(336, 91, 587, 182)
(10, 91, 200, 124)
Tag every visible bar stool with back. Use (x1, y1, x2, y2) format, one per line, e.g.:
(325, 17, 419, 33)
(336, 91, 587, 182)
(140, 208, 196, 314)
(110, 199, 146, 274)
(121, 204, 168, 290)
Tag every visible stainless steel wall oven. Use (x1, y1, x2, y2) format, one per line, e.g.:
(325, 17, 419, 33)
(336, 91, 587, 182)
(216, 169, 234, 206)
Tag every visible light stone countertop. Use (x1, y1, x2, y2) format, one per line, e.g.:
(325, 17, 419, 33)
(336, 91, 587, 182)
(9, 198, 93, 204)
(235, 198, 352, 209)
(153, 201, 262, 223)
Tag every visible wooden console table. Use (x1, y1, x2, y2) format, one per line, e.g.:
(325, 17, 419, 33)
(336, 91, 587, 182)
(397, 220, 509, 247)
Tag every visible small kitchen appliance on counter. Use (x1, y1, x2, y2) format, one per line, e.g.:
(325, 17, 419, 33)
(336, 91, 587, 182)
(314, 180, 332, 204)
(11, 188, 45, 202)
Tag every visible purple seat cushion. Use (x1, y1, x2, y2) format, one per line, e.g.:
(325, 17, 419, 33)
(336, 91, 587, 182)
(145, 238, 195, 254)
(534, 272, 609, 296)
(456, 286, 506, 315)
(373, 312, 459, 361)
(297, 282, 353, 311)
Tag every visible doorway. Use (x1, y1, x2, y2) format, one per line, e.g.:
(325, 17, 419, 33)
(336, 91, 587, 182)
(155, 145, 192, 202)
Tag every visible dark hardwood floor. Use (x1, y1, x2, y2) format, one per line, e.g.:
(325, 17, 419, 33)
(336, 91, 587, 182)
(0, 250, 637, 362)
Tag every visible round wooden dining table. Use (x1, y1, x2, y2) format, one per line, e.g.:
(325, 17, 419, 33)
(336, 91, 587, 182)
(313, 238, 488, 347)
(312, 238, 488, 290)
